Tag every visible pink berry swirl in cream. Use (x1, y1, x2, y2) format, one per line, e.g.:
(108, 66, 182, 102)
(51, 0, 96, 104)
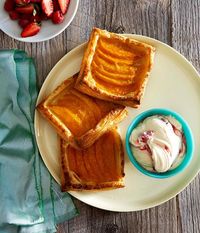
(129, 115, 186, 173)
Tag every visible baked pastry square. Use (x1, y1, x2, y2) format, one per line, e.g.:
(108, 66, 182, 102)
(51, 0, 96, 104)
(75, 28, 155, 107)
(37, 74, 127, 149)
(60, 129, 125, 191)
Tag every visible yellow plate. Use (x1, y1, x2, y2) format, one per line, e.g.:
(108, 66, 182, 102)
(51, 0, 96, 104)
(35, 35, 200, 211)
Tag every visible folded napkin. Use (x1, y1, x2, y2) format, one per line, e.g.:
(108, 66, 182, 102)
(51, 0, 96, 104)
(0, 50, 78, 233)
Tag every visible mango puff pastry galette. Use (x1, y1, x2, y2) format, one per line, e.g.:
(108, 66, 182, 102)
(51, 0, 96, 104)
(75, 28, 155, 108)
(60, 129, 125, 191)
(37, 74, 127, 149)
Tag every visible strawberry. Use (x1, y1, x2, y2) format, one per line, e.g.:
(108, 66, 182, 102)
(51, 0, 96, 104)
(4, 0, 15, 12)
(18, 18, 30, 28)
(30, 0, 41, 2)
(40, 12, 49, 20)
(58, 0, 70, 14)
(21, 22, 41, 37)
(9, 11, 19, 20)
(16, 4, 35, 14)
(41, 0, 53, 16)
(52, 10, 64, 24)
(15, 0, 30, 5)
(19, 13, 32, 19)
(52, 0, 60, 11)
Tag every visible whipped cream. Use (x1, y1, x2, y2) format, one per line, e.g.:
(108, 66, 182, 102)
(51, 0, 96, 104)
(129, 115, 185, 173)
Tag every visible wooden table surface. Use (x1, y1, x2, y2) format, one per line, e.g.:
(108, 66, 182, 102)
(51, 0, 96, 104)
(1, 0, 200, 232)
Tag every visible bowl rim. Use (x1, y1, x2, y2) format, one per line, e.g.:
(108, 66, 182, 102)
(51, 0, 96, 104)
(125, 108, 194, 178)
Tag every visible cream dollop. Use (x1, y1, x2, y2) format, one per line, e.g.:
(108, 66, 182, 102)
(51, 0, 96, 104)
(129, 115, 185, 172)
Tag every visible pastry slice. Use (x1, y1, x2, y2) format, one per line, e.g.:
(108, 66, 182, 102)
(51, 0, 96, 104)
(60, 129, 125, 191)
(75, 27, 155, 108)
(37, 74, 127, 149)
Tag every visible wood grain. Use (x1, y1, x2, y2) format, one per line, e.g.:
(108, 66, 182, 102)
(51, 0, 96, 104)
(0, 0, 200, 232)
(171, 1, 200, 233)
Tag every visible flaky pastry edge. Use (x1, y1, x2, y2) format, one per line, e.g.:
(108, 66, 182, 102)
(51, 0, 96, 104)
(60, 129, 125, 191)
(75, 27, 155, 107)
(37, 74, 127, 149)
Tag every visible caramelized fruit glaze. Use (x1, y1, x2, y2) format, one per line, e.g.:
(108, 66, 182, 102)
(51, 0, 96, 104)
(61, 129, 124, 190)
(91, 37, 152, 96)
(49, 87, 120, 137)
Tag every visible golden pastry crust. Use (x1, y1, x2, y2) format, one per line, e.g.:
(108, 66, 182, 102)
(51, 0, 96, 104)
(60, 129, 125, 191)
(37, 74, 127, 149)
(75, 27, 155, 108)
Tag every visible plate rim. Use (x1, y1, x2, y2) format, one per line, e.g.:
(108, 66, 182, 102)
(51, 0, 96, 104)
(34, 34, 200, 212)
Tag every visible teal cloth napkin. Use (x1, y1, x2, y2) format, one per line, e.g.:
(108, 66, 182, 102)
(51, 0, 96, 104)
(0, 50, 78, 233)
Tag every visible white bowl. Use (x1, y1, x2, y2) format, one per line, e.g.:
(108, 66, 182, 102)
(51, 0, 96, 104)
(0, 0, 79, 42)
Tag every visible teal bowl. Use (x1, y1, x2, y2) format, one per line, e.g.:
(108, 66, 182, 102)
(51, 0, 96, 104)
(125, 108, 194, 178)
